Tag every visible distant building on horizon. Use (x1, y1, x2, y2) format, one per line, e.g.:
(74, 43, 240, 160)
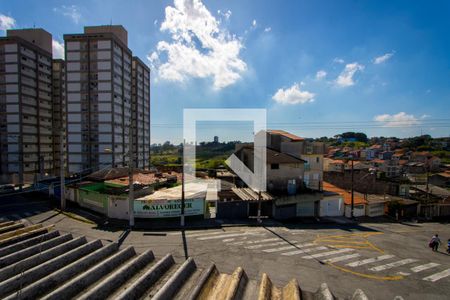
(213, 135, 219, 143)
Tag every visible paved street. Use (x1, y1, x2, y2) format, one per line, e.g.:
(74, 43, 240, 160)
(1, 198, 450, 299)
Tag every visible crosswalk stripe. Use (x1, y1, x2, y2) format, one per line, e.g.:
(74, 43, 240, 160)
(397, 271, 410, 276)
(229, 238, 279, 246)
(245, 241, 292, 249)
(323, 253, 361, 263)
(223, 238, 236, 242)
(263, 243, 315, 253)
(423, 268, 450, 282)
(198, 232, 263, 241)
(346, 255, 395, 267)
(283, 229, 306, 235)
(281, 246, 328, 256)
(303, 248, 354, 259)
(186, 231, 226, 238)
(411, 263, 440, 273)
(369, 259, 418, 272)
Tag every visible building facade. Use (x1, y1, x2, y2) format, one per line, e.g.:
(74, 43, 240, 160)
(0, 29, 54, 184)
(131, 57, 150, 169)
(51, 59, 66, 175)
(266, 130, 325, 191)
(64, 25, 133, 174)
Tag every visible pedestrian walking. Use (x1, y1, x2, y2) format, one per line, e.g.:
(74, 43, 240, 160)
(429, 234, 441, 252)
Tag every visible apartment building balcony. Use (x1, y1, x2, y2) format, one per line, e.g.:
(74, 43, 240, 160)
(22, 145, 38, 153)
(22, 106, 37, 115)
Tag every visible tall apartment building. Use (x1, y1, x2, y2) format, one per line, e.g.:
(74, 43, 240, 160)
(0, 29, 54, 184)
(64, 25, 134, 174)
(51, 59, 66, 175)
(131, 57, 150, 169)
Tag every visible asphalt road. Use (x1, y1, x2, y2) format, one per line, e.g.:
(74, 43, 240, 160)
(1, 198, 450, 300)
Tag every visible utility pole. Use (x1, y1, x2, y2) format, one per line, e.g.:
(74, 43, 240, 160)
(128, 126, 134, 228)
(180, 139, 185, 227)
(60, 134, 66, 210)
(257, 190, 262, 224)
(426, 164, 430, 202)
(350, 158, 354, 219)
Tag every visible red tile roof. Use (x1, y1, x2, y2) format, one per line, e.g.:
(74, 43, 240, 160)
(323, 182, 367, 205)
(267, 130, 305, 141)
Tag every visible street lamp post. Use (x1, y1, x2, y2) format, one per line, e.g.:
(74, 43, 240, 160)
(180, 139, 185, 227)
(350, 158, 354, 219)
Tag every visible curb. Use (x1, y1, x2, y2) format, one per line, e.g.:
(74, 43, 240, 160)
(54, 209, 96, 225)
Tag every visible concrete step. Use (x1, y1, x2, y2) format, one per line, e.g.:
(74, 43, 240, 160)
(0, 225, 54, 248)
(151, 257, 198, 300)
(41, 245, 135, 300)
(0, 222, 25, 234)
(0, 239, 102, 298)
(0, 224, 43, 241)
(186, 263, 220, 300)
(173, 265, 205, 300)
(0, 231, 60, 258)
(0, 235, 86, 282)
(189, 265, 248, 300)
(0, 233, 73, 268)
(113, 253, 176, 300)
(0, 221, 16, 229)
(7, 242, 119, 300)
(257, 273, 301, 300)
(42, 245, 136, 300)
(77, 249, 155, 300)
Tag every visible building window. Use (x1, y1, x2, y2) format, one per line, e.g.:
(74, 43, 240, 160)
(271, 163, 279, 170)
(316, 157, 320, 163)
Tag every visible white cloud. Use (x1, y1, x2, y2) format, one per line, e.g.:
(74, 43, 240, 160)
(333, 57, 345, 64)
(218, 9, 232, 20)
(52, 39, 64, 59)
(335, 62, 364, 87)
(374, 112, 420, 127)
(315, 70, 327, 80)
(373, 51, 394, 64)
(272, 83, 315, 105)
(53, 5, 81, 24)
(264, 27, 271, 32)
(0, 14, 16, 32)
(148, 0, 246, 90)
(252, 19, 257, 27)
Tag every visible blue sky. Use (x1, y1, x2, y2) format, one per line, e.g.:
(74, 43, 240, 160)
(1, 0, 449, 144)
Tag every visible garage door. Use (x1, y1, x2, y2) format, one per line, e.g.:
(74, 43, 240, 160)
(321, 198, 343, 217)
(296, 200, 316, 217)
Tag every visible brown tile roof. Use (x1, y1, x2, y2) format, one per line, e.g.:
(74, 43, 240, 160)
(267, 130, 305, 141)
(323, 181, 368, 205)
(331, 159, 345, 164)
(371, 159, 385, 164)
(239, 147, 306, 164)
